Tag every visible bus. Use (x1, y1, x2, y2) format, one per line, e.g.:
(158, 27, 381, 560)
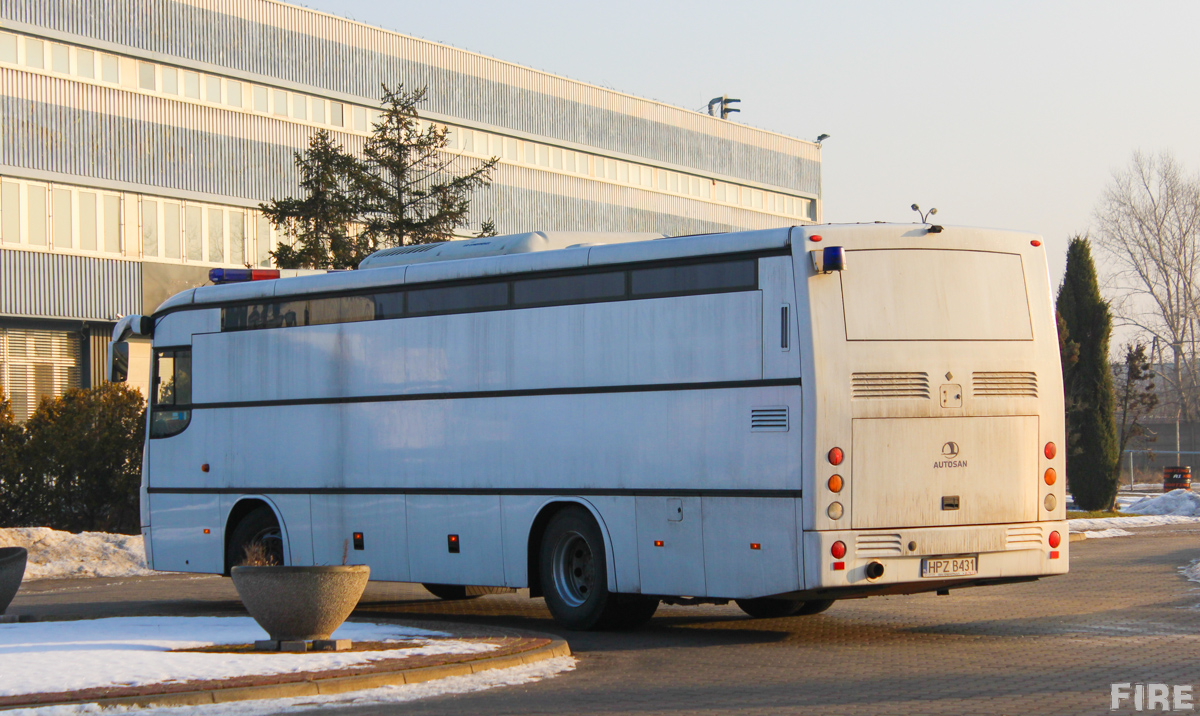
(111, 224, 1068, 630)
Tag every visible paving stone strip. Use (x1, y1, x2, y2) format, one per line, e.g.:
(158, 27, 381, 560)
(0, 635, 570, 711)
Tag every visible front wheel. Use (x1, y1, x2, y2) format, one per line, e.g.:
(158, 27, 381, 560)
(540, 506, 657, 630)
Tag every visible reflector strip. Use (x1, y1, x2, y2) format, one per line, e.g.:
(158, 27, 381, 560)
(1050, 551, 1059, 559)
(833, 562, 845, 570)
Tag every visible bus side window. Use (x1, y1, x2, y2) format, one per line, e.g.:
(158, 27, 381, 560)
(150, 347, 192, 439)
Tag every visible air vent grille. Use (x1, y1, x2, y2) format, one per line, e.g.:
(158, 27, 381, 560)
(974, 372, 1038, 398)
(751, 407, 789, 432)
(372, 244, 438, 257)
(1006, 525, 1044, 549)
(851, 372, 931, 399)
(856, 533, 903, 557)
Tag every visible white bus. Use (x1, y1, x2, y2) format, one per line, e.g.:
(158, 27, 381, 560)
(112, 224, 1068, 630)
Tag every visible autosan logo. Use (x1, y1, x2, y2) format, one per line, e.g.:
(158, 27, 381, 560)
(934, 441, 967, 469)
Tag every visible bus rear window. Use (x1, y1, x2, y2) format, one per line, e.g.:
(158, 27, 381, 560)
(840, 249, 1033, 341)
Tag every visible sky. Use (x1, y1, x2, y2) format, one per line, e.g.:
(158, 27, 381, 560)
(292, 0, 1200, 290)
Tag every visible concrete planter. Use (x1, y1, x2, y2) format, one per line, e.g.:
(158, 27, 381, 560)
(231, 565, 370, 642)
(0, 547, 28, 614)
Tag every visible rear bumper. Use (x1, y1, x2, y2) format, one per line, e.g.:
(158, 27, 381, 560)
(803, 520, 1068, 591)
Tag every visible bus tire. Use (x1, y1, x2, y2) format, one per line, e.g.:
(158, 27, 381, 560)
(734, 597, 804, 619)
(226, 505, 285, 570)
(421, 584, 480, 601)
(540, 506, 643, 631)
(796, 599, 835, 615)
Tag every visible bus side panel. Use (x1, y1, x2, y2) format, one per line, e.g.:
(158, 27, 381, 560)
(636, 496, 705, 596)
(147, 493, 222, 573)
(406, 495, 505, 586)
(701, 497, 800, 598)
(310, 495, 409, 579)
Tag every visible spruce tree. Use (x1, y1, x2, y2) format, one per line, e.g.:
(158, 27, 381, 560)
(1056, 236, 1120, 511)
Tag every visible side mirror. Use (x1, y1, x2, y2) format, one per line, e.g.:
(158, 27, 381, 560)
(108, 314, 152, 383)
(108, 341, 129, 383)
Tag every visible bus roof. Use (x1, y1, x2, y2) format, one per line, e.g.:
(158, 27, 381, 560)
(154, 227, 795, 314)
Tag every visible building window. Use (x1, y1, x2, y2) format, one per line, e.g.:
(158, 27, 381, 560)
(161, 66, 177, 94)
(51, 188, 71, 249)
(0, 33, 15, 64)
(26, 185, 46, 247)
(141, 198, 158, 257)
(185, 205, 202, 261)
(103, 194, 121, 253)
(229, 211, 244, 265)
(207, 208, 224, 263)
(163, 201, 180, 259)
(0, 328, 82, 422)
(226, 80, 242, 108)
(204, 75, 221, 103)
(352, 106, 367, 132)
(51, 44, 69, 74)
(76, 49, 94, 79)
(138, 61, 155, 91)
(329, 102, 344, 127)
(273, 89, 287, 116)
(23, 37, 43, 69)
(101, 53, 119, 83)
(181, 70, 198, 99)
(1, 182, 18, 244)
(312, 99, 325, 124)
(256, 215, 272, 267)
(79, 191, 97, 251)
(253, 85, 268, 113)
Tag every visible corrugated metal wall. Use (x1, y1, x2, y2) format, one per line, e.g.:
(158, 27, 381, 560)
(0, 249, 141, 320)
(0, 0, 819, 193)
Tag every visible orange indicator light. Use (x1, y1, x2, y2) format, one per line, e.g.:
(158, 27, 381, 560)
(828, 474, 844, 493)
(202, 528, 210, 534)
(654, 540, 664, 547)
(1044, 467, 1056, 486)
(750, 543, 761, 550)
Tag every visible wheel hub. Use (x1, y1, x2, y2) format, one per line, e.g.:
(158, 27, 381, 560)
(551, 531, 594, 608)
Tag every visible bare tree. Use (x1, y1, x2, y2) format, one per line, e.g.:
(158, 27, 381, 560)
(1094, 151, 1200, 453)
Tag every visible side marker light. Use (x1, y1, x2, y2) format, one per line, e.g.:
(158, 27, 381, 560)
(201, 464, 209, 473)
(809, 234, 823, 242)
(750, 543, 761, 550)
(203, 528, 210, 534)
(1031, 240, 1042, 247)
(654, 540, 664, 547)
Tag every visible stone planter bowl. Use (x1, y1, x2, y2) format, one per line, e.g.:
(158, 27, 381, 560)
(231, 565, 370, 642)
(0, 547, 28, 615)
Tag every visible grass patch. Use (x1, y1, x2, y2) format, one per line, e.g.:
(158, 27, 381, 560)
(1066, 510, 1130, 519)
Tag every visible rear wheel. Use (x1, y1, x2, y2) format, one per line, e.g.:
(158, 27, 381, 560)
(540, 506, 657, 630)
(422, 583, 480, 601)
(226, 505, 284, 571)
(735, 597, 803, 619)
(796, 599, 835, 615)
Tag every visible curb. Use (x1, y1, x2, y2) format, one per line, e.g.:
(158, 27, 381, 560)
(0, 633, 571, 711)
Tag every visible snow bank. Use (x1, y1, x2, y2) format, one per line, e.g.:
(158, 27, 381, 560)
(1181, 560, 1200, 585)
(0, 528, 155, 579)
(1124, 489, 1200, 517)
(0, 617, 479, 698)
(1069, 514, 1200, 531)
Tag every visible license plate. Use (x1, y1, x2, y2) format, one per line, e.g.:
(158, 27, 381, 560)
(921, 555, 978, 578)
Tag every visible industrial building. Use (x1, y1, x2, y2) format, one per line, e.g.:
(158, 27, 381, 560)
(0, 0, 821, 419)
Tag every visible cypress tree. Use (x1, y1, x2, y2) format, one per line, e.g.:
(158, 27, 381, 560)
(1056, 236, 1120, 511)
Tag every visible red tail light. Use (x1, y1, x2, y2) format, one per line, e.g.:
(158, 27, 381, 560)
(831, 541, 847, 559)
(1044, 442, 1056, 460)
(1048, 531, 1061, 548)
(828, 447, 844, 466)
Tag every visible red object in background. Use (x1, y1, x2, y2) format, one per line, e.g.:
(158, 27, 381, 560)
(1164, 466, 1192, 492)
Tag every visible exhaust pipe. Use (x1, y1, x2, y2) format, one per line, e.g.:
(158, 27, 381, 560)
(865, 561, 885, 579)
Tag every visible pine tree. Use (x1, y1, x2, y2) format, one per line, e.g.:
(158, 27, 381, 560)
(261, 85, 497, 269)
(1056, 236, 1120, 511)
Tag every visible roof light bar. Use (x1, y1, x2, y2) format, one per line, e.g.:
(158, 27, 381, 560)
(210, 268, 281, 284)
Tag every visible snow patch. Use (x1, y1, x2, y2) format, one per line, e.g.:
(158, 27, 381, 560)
(4, 656, 577, 716)
(0, 528, 156, 580)
(0, 617, 480, 698)
(1081, 528, 1134, 539)
(1181, 560, 1200, 585)
(1068, 514, 1200, 531)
